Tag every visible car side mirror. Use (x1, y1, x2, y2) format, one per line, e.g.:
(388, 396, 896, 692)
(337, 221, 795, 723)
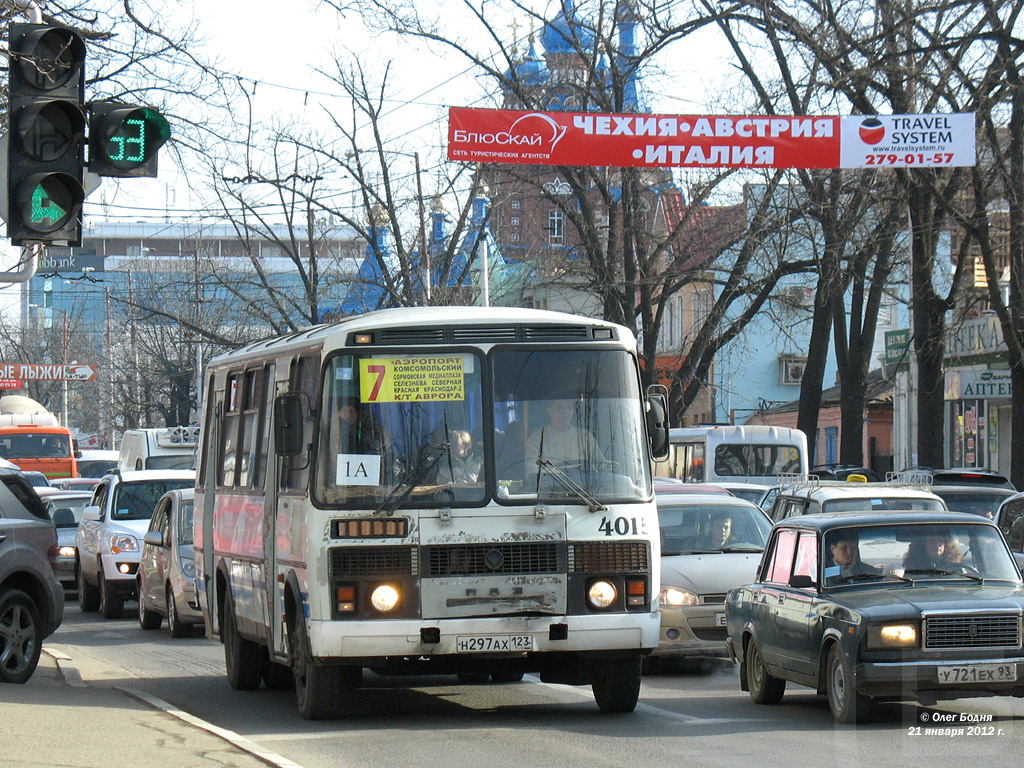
(645, 388, 669, 461)
(789, 574, 814, 589)
(143, 530, 164, 548)
(274, 392, 306, 457)
(82, 505, 101, 522)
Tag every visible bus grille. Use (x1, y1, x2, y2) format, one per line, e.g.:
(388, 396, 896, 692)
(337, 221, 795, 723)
(423, 542, 563, 576)
(568, 541, 649, 573)
(329, 546, 416, 578)
(925, 614, 1022, 649)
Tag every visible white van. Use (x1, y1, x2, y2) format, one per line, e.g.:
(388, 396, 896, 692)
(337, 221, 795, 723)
(117, 427, 199, 471)
(657, 425, 809, 485)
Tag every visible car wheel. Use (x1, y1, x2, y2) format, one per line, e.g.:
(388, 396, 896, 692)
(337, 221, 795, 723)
(826, 644, 871, 724)
(745, 638, 785, 704)
(223, 596, 263, 690)
(167, 589, 190, 638)
(137, 578, 161, 630)
(289, 609, 358, 719)
(0, 588, 43, 684)
(99, 572, 124, 619)
(77, 563, 100, 612)
(590, 657, 642, 713)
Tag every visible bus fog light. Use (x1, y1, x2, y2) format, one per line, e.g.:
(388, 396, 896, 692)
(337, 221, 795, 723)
(370, 585, 400, 612)
(587, 580, 617, 609)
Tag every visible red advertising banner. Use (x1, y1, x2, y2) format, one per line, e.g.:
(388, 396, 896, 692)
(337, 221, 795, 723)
(0, 379, 23, 389)
(447, 108, 975, 169)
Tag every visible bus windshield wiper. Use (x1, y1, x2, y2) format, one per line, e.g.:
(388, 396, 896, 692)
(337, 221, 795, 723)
(375, 441, 450, 517)
(536, 456, 607, 513)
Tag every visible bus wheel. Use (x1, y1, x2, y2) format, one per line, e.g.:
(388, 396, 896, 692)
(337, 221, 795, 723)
(591, 657, 642, 713)
(290, 614, 359, 720)
(223, 597, 263, 690)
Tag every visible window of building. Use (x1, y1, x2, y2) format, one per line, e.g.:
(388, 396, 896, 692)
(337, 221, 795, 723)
(779, 356, 806, 385)
(511, 200, 520, 209)
(548, 208, 564, 245)
(510, 232, 520, 242)
(825, 427, 838, 465)
(511, 217, 520, 226)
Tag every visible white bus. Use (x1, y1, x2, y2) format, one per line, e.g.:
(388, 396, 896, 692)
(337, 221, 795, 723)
(656, 425, 808, 485)
(194, 306, 669, 719)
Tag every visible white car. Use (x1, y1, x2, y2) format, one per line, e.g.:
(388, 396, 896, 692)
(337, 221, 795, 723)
(766, 477, 946, 522)
(654, 493, 773, 664)
(76, 469, 195, 618)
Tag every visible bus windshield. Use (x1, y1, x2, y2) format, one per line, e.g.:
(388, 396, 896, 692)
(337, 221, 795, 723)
(313, 347, 649, 507)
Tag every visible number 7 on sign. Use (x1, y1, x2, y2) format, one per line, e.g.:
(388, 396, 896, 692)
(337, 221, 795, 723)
(365, 365, 386, 401)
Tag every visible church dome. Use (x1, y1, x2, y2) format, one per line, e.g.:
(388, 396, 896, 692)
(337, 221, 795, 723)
(541, 0, 595, 55)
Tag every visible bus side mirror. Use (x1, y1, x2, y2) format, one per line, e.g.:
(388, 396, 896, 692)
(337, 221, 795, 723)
(274, 393, 305, 457)
(645, 389, 669, 461)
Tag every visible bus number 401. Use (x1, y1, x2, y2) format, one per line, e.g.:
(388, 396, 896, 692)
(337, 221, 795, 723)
(598, 516, 645, 537)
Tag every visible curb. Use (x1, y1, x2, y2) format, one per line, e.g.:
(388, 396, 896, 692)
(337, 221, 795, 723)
(43, 649, 303, 768)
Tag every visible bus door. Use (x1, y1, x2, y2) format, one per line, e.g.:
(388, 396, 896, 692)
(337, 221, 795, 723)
(198, 382, 223, 637)
(272, 354, 319, 656)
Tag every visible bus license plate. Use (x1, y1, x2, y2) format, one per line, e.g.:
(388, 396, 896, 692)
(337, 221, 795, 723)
(936, 663, 1017, 684)
(456, 635, 533, 653)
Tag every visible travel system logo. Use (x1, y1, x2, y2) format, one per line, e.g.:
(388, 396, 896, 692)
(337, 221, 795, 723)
(858, 117, 886, 145)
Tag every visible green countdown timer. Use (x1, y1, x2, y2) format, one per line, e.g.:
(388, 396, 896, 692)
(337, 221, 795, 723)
(88, 102, 170, 177)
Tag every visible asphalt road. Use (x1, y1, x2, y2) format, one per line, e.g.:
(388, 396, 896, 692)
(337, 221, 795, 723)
(32, 608, 1024, 768)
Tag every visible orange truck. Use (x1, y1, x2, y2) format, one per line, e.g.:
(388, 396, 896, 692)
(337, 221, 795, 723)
(0, 413, 79, 480)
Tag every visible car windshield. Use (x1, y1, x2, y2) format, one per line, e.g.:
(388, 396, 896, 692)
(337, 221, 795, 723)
(77, 459, 117, 478)
(111, 480, 194, 521)
(822, 497, 945, 514)
(822, 522, 1021, 586)
(937, 492, 1009, 519)
(658, 502, 772, 555)
(177, 500, 194, 544)
(146, 454, 195, 470)
(45, 496, 91, 525)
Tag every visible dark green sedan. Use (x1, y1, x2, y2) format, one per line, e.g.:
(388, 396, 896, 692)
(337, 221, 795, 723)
(725, 511, 1024, 724)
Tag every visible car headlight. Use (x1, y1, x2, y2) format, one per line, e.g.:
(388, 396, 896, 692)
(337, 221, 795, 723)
(867, 623, 919, 649)
(110, 534, 139, 554)
(660, 587, 699, 607)
(181, 558, 196, 579)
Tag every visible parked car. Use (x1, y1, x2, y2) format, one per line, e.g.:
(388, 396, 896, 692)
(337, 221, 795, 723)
(0, 466, 64, 683)
(726, 511, 1024, 724)
(76, 469, 195, 619)
(38, 490, 94, 592)
(75, 449, 119, 478)
(929, 485, 1015, 521)
(655, 493, 772, 664)
(894, 467, 1015, 490)
(995, 492, 1024, 570)
(138, 488, 203, 637)
(766, 477, 946, 522)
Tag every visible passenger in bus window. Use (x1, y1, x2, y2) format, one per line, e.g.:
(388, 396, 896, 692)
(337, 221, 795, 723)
(337, 396, 386, 454)
(526, 399, 602, 466)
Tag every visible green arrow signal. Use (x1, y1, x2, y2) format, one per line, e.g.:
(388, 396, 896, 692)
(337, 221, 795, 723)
(31, 182, 68, 225)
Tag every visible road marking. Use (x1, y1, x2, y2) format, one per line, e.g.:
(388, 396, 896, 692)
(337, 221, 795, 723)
(121, 687, 306, 768)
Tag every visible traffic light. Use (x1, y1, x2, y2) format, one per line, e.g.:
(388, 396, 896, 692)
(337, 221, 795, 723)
(6, 22, 87, 246)
(88, 101, 170, 178)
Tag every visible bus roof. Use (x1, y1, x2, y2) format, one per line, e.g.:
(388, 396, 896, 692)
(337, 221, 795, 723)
(208, 307, 634, 369)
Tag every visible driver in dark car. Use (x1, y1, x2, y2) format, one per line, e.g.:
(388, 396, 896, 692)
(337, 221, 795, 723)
(827, 530, 882, 580)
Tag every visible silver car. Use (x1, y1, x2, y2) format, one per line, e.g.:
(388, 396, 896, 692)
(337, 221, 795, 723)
(38, 489, 94, 591)
(137, 488, 203, 637)
(654, 493, 772, 663)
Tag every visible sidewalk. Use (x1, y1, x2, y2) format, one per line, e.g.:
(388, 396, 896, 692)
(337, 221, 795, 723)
(0, 651, 296, 768)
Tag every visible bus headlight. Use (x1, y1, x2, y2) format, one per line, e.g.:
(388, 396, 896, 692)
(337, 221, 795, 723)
(370, 585, 400, 613)
(587, 580, 617, 609)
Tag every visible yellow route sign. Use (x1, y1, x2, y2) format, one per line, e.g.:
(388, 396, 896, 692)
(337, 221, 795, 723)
(359, 356, 465, 403)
